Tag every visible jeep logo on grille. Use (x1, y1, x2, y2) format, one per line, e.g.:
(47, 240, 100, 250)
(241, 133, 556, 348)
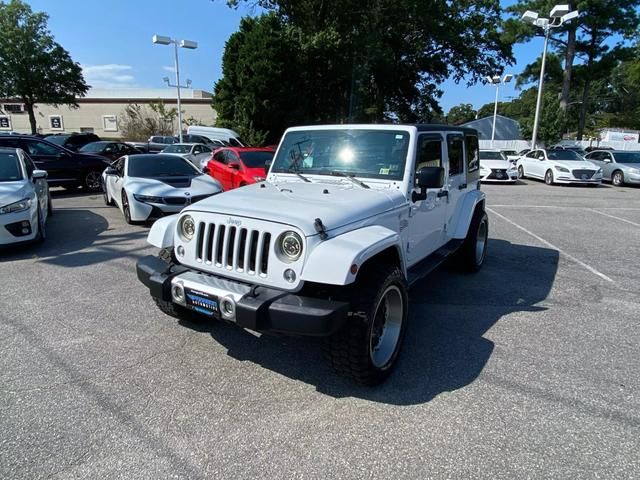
(227, 217, 242, 226)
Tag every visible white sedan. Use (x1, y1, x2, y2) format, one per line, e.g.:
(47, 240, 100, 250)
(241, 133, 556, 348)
(517, 148, 603, 186)
(102, 154, 223, 224)
(479, 149, 518, 183)
(161, 143, 213, 169)
(0, 147, 50, 245)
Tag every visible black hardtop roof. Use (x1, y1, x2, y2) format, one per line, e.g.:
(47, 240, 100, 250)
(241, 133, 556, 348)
(414, 124, 478, 135)
(0, 146, 19, 152)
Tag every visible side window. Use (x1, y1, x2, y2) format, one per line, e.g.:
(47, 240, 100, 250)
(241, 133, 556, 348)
(103, 143, 115, 153)
(114, 158, 125, 175)
(602, 152, 613, 161)
(525, 151, 537, 158)
(226, 151, 239, 164)
(537, 151, 545, 160)
(416, 135, 442, 170)
(193, 146, 202, 154)
(25, 140, 60, 156)
(447, 135, 464, 176)
(151, 136, 161, 143)
(213, 150, 226, 164)
(202, 145, 212, 153)
(22, 153, 35, 177)
(465, 135, 479, 173)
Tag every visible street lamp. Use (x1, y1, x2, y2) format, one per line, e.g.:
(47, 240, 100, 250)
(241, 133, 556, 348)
(152, 34, 198, 143)
(486, 73, 513, 146)
(522, 5, 579, 149)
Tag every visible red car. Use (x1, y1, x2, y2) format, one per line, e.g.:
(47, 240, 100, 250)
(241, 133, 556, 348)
(205, 147, 275, 191)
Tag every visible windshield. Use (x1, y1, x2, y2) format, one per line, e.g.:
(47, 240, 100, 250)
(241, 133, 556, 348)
(240, 151, 275, 168)
(502, 150, 517, 156)
(547, 150, 583, 161)
(271, 129, 410, 180)
(80, 142, 107, 152)
(480, 151, 505, 160)
(128, 154, 199, 177)
(163, 145, 192, 154)
(0, 152, 23, 181)
(615, 152, 640, 164)
(44, 135, 68, 145)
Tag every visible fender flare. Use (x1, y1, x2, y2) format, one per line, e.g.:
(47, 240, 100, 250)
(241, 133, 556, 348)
(301, 225, 405, 285)
(452, 190, 486, 239)
(147, 214, 178, 248)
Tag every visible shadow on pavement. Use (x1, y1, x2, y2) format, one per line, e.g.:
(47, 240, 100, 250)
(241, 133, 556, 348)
(0, 207, 147, 266)
(179, 238, 559, 405)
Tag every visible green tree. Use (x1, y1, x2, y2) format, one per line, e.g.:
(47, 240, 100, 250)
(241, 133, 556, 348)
(446, 104, 476, 125)
(0, 0, 88, 134)
(218, 0, 513, 138)
(119, 102, 177, 141)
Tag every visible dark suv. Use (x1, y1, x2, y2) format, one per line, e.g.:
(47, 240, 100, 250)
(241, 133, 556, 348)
(44, 133, 101, 151)
(0, 135, 110, 191)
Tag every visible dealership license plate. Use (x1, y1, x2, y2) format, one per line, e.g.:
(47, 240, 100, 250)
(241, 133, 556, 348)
(184, 287, 220, 318)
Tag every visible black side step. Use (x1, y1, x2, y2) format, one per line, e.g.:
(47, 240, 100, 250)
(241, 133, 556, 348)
(406, 239, 464, 286)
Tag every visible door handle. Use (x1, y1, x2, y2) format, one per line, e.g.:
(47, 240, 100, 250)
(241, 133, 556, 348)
(458, 183, 467, 190)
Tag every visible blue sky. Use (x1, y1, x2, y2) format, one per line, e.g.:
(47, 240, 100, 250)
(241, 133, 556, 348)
(26, 0, 541, 113)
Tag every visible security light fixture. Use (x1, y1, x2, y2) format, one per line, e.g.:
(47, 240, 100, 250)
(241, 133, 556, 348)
(521, 10, 539, 24)
(562, 10, 579, 23)
(152, 35, 172, 45)
(486, 72, 514, 145)
(503, 74, 513, 83)
(550, 4, 570, 18)
(180, 40, 198, 50)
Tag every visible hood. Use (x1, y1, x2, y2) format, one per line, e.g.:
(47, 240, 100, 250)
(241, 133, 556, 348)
(549, 159, 599, 170)
(0, 181, 30, 207)
(127, 174, 222, 196)
(481, 159, 512, 170)
(185, 179, 407, 236)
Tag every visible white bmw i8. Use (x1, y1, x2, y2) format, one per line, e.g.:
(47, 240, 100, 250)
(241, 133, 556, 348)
(102, 154, 223, 224)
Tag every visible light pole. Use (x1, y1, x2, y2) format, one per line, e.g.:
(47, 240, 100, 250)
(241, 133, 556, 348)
(152, 35, 198, 143)
(486, 73, 513, 147)
(522, 5, 579, 149)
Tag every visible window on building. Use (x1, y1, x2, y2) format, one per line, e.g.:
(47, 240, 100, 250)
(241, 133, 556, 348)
(3, 104, 24, 114)
(80, 127, 95, 133)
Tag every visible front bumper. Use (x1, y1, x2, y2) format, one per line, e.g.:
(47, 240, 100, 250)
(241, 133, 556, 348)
(0, 209, 37, 245)
(136, 255, 349, 336)
(553, 175, 602, 184)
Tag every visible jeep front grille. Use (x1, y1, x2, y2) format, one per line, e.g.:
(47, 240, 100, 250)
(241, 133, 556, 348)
(194, 222, 271, 276)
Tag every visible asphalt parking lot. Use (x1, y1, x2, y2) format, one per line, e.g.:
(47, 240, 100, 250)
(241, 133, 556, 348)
(1, 179, 639, 479)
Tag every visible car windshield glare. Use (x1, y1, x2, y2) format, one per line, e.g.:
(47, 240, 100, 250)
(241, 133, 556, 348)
(164, 145, 191, 154)
(45, 135, 68, 145)
(615, 152, 640, 164)
(239, 151, 275, 168)
(480, 151, 505, 160)
(271, 129, 410, 180)
(0, 152, 23, 181)
(547, 150, 583, 161)
(128, 155, 198, 177)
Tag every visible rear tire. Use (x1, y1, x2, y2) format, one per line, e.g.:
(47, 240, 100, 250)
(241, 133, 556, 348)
(326, 265, 408, 386)
(457, 208, 488, 273)
(84, 170, 103, 192)
(612, 170, 624, 187)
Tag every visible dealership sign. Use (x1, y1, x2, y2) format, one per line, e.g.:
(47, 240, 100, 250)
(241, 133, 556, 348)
(0, 115, 11, 130)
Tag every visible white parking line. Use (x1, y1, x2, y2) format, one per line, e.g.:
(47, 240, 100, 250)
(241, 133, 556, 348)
(487, 207, 614, 283)
(490, 204, 640, 211)
(588, 208, 640, 228)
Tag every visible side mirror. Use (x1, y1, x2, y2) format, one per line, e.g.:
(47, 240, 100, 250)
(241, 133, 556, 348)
(202, 166, 209, 174)
(104, 167, 118, 176)
(603, 158, 612, 163)
(264, 160, 272, 176)
(412, 166, 444, 202)
(228, 162, 240, 170)
(32, 169, 47, 180)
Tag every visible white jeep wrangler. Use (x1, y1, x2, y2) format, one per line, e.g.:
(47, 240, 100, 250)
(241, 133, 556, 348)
(137, 124, 488, 385)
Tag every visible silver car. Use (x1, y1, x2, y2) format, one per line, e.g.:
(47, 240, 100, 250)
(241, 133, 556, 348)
(161, 143, 213, 168)
(584, 150, 640, 186)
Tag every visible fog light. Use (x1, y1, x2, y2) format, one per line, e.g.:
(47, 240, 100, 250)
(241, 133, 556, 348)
(172, 285, 184, 302)
(220, 297, 236, 319)
(22, 228, 29, 234)
(283, 268, 296, 283)
(21, 221, 29, 227)
(177, 245, 185, 257)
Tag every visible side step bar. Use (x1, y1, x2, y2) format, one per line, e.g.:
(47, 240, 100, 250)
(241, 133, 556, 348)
(406, 239, 463, 286)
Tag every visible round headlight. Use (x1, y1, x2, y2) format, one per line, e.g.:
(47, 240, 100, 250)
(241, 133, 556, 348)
(179, 215, 196, 241)
(279, 231, 303, 261)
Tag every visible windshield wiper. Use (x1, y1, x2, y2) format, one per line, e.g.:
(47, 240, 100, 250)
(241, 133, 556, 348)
(287, 167, 311, 182)
(329, 171, 370, 189)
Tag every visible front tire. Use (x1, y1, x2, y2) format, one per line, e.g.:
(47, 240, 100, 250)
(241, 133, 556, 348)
(103, 182, 114, 206)
(34, 206, 46, 243)
(612, 170, 624, 187)
(327, 265, 408, 386)
(518, 165, 526, 179)
(122, 191, 134, 224)
(545, 169, 554, 185)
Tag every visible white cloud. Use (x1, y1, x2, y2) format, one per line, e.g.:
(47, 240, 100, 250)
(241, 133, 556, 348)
(162, 66, 177, 74)
(82, 64, 138, 88)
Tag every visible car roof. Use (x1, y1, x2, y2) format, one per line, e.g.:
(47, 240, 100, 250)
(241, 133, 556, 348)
(285, 123, 478, 135)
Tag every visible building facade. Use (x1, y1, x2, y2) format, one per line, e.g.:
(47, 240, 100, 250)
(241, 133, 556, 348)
(0, 88, 216, 138)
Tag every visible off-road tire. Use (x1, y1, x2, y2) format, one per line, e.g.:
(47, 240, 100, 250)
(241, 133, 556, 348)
(612, 170, 624, 187)
(326, 265, 408, 386)
(457, 208, 488, 273)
